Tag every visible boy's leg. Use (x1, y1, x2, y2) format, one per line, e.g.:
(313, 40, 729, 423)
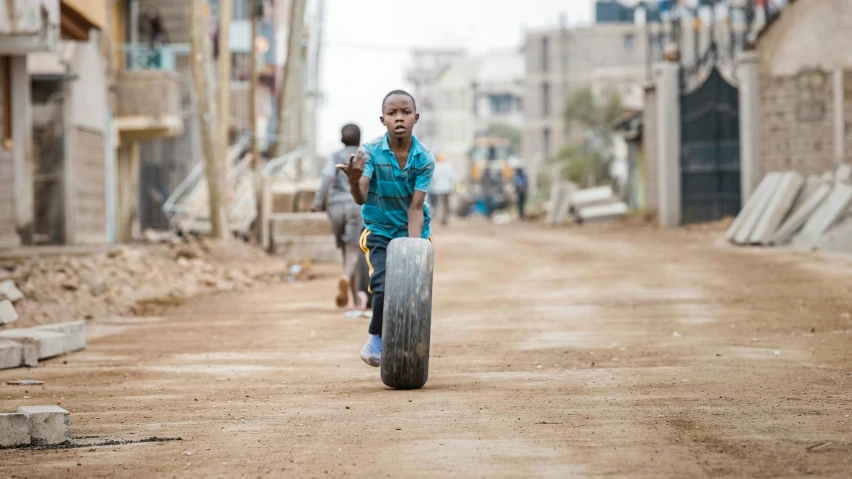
(359, 230, 390, 366)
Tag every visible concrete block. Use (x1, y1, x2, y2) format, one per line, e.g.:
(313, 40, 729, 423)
(726, 173, 777, 240)
(570, 186, 615, 209)
(815, 214, 852, 253)
(749, 172, 804, 245)
(0, 280, 23, 303)
(34, 321, 86, 352)
(0, 329, 68, 360)
(270, 212, 331, 239)
(271, 186, 297, 213)
(0, 339, 25, 370)
(17, 406, 70, 446)
(732, 172, 782, 244)
(545, 181, 567, 226)
(0, 300, 18, 324)
(0, 413, 30, 448)
(770, 184, 831, 245)
(553, 183, 578, 225)
(294, 189, 317, 213)
(792, 183, 852, 248)
(576, 202, 628, 224)
(273, 235, 339, 263)
(835, 163, 851, 184)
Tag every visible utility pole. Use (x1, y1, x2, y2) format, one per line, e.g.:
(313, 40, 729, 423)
(218, 0, 234, 205)
(304, 0, 325, 165)
(249, 0, 260, 170)
(188, 0, 227, 239)
(274, 0, 307, 158)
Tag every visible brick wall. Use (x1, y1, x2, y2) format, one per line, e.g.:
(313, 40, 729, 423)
(73, 127, 107, 244)
(758, 70, 838, 176)
(642, 86, 658, 213)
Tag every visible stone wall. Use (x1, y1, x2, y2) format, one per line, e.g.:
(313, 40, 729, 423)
(758, 70, 841, 176)
(642, 86, 658, 213)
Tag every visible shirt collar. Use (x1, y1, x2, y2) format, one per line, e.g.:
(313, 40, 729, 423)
(381, 133, 422, 158)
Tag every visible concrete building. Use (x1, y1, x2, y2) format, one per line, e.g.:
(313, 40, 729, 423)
(523, 22, 647, 189)
(406, 48, 465, 148)
(431, 50, 525, 184)
(0, 0, 109, 248)
(433, 58, 479, 180)
(474, 50, 525, 133)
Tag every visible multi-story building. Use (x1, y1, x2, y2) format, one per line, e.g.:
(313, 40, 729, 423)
(406, 48, 465, 148)
(523, 22, 647, 189)
(432, 50, 525, 183)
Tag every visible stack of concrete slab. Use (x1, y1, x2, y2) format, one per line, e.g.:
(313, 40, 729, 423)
(726, 164, 852, 253)
(545, 182, 629, 226)
(0, 321, 86, 370)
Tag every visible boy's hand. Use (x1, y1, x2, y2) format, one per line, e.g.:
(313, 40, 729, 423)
(336, 149, 367, 185)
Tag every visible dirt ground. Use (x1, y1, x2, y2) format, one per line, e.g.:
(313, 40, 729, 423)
(1, 220, 851, 478)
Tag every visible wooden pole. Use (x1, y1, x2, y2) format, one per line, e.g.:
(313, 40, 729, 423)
(249, 0, 259, 170)
(218, 0, 234, 210)
(274, 0, 307, 158)
(188, 0, 226, 238)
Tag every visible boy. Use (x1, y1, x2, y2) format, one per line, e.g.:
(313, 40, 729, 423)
(337, 90, 435, 367)
(310, 124, 369, 312)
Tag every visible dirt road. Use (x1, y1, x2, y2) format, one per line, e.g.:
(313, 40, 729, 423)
(1, 221, 851, 478)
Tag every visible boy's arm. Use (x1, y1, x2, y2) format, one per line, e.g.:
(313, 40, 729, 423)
(408, 191, 426, 238)
(410, 153, 435, 238)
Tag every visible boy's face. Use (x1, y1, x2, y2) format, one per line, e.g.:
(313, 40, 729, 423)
(380, 95, 418, 140)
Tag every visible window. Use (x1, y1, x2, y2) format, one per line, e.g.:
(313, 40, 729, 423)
(542, 127, 551, 159)
(541, 82, 550, 117)
(540, 37, 549, 72)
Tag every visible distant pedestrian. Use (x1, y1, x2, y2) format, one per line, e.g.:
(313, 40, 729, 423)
(311, 124, 370, 314)
(513, 167, 529, 220)
(428, 153, 455, 226)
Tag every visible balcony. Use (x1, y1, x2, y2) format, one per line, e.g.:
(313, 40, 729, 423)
(114, 44, 188, 142)
(0, 0, 60, 54)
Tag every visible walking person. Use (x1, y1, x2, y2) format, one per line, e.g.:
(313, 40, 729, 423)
(428, 153, 455, 226)
(513, 167, 529, 220)
(311, 124, 370, 313)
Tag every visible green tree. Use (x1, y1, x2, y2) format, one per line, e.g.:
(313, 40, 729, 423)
(487, 121, 522, 153)
(548, 86, 623, 188)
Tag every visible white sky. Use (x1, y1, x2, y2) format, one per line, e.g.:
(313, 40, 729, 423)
(316, 0, 595, 157)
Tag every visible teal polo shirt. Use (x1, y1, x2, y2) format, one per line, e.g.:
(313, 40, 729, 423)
(361, 133, 434, 239)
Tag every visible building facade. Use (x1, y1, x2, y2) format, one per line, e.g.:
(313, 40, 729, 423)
(523, 23, 647, 190)
(406, 49, 465, 148)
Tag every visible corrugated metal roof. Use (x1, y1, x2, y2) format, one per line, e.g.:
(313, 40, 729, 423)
(28, 41, 77, 77)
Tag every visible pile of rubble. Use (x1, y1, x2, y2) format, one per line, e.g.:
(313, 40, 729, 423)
(0, 232, 302, 332)
(726, 164, 852, 253)
(545, 182, 629, 226)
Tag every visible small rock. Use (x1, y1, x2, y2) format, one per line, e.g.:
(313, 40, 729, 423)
(0, 300, 18, 324)
(0, 280, 24, 303)
(672, 331, 682, 338)
(184, 451, 193, 456)
(61, 279, 80, 291)
(774, 351, 781, 356)
(6, 380, 44, 386)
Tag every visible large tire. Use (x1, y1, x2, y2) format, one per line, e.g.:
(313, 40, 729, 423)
(381, 238, 434, 390)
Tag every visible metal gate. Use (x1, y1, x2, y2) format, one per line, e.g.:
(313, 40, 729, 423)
(680, 67, 741, 224)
